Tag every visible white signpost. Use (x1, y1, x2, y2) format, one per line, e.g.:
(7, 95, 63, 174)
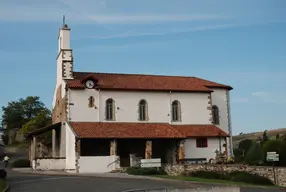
(266, 152, 279, 162)
(266, 152, 279, 185)
(140, 158, 161, 168)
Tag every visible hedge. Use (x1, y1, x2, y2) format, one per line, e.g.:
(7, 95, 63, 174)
(126, 167, 166, 175)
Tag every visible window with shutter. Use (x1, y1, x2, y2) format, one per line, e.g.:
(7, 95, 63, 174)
(196, 138, 208, 148)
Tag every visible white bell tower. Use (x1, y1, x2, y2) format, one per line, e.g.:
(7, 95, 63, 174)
(56, 16, 74, 86)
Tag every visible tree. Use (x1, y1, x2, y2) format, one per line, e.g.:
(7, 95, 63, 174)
(244, 142, 264, 165)
(263, 130, 268, 142)
(276, 133, 280, 140)
(1, 96, 51, 144)
(21, 108, 52, 135)
(1, 96, 47, 130)
(238, 139, 253, 156)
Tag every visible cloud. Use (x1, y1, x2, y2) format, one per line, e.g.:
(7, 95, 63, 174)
(252, 91, 286, 104)
(232, 98, 249, 103)
(0, 1, 227, 24)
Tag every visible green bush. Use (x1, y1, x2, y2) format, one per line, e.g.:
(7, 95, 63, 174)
(190, 171, 228, 180)
(126, 167, 166, 175)
(12, 159, 30, 168)
(229, 171, 274, 185)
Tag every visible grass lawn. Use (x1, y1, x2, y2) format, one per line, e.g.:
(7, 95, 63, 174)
(0, 179, 8, 191)
(152, 175, 282, 188)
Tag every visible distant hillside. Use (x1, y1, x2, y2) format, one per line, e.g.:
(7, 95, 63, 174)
(233, 128, 286, 148)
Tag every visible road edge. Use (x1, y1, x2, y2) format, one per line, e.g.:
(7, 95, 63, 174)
(11, 168, 282, 190)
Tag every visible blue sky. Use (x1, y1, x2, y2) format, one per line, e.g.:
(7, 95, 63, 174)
(0, 0, 285, 135)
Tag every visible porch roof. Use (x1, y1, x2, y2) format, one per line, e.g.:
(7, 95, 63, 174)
(69, 122, 185, 139)
(68, 122, 228, 139)
(26, 122, 61, 138)
(172, 124, 229, 137)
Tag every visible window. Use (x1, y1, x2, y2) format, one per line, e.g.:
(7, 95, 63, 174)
(138, 99, 148, 121)
(105, 98, 115, 120)
(196, 138, 208, 148)
(212, 105, 220, 125)
(171, 100, 181, 121)
(88, 96, 95, 108)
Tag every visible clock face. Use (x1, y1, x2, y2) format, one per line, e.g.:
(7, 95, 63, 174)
(85, 80, 95, 89)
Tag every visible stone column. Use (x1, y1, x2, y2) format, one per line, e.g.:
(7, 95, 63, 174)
(110, 140, 117, 156)
(52, 129, 56, 157)
(75, 139, 81, 173)
(145, 140, 152, 159)
(178, 140, 185, 163)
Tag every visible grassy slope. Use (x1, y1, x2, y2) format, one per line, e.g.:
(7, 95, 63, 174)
(233, 128, 286, 148)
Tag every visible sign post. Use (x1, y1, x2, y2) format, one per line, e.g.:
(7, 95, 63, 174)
(266, 152, 279, 185)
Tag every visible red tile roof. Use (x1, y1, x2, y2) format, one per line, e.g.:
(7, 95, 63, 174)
(173, 124, 229, 137)
(66, 72, 232, 92)
(69, 122, 228, 139)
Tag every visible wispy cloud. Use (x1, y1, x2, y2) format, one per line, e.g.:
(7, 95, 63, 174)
(252, 91, 286, 104)
(232, 97, 249, 103)
(0, 1, 227, 24)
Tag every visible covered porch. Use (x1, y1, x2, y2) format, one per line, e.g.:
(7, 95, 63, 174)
(26, 122, 65, 170)
(69, 122, 186, 173)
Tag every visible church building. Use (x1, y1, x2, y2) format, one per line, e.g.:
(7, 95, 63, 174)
(27, 22, 233, 173)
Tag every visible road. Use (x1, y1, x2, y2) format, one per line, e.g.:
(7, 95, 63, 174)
(6, 170, 286, 192)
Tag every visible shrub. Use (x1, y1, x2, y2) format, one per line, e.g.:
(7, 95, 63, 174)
(229, 171, 274, 186)
(190, 171, 228, 180)
(0, 170, 6, 179)
(126, 167, 166, 175)
(12, 159, 30, 168)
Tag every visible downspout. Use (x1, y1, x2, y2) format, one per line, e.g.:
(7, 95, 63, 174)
(98, 89, 100, 122)
(226, 91, 233, 156)
(169, 91, 172, 124)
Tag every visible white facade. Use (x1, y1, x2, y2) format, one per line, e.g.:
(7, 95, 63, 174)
(68, 89, 212, 124)
(184, 138, 225, 161)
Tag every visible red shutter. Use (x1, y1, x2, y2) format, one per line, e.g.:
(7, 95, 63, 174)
(196, 139, 199, 147)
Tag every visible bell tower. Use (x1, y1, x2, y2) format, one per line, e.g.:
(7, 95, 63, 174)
(56, 15, 74, 86)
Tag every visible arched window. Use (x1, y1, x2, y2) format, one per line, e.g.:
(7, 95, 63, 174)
(88, 96, 95, 108)
(212, 105, 220, 125)
(172, 100, 181, 121)
(106, 98, 115, 120)
(138, 99, 148, 121)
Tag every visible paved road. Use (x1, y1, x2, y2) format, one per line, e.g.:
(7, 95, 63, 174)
(6, 170, 286, 192)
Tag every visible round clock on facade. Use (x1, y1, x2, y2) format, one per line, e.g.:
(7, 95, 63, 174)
(85, 80, 95, 89)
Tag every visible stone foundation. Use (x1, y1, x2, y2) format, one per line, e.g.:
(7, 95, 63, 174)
(164, 164, 286, 187)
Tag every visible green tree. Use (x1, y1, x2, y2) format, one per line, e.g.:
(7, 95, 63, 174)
(263, 130, 268, 142)
(1, 96, 47, 130)
(1, 96, 50, 144)
(244, 142, 264, 165)
(263, 140, 286, 166)
(238, 139, 253, 156)
(21, 109, 52, 135)
(276, 133, 280, 140)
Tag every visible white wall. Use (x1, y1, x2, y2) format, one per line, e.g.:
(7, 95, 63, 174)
(211, 88, 233, 156)
(78, 155, 119, 173)
(34, 159, 66, 170)
(65, 123, 76, 170)
(184, 138, 225, 161)
(69, 89, 211, 124)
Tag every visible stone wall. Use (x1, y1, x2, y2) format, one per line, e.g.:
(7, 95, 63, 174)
(164, 164, 286, 187)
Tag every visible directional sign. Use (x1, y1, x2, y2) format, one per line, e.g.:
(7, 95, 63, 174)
(266, 152, 279, 162)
